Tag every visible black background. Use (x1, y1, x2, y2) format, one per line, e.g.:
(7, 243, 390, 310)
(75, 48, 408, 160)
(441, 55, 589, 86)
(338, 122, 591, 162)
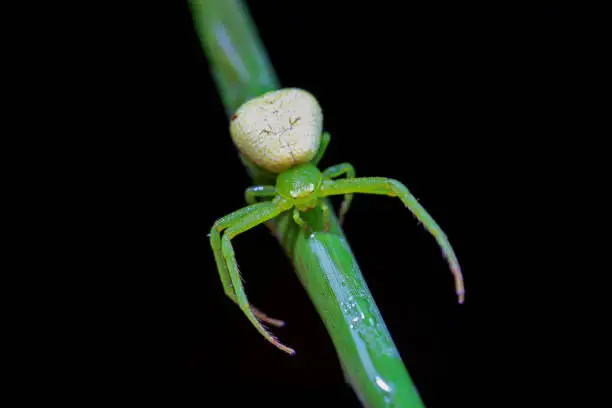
(42, 1, 584, 407)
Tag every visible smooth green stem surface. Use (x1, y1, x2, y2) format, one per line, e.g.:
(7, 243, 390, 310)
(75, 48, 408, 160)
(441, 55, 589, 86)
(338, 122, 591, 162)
(189, 1, 425, 406)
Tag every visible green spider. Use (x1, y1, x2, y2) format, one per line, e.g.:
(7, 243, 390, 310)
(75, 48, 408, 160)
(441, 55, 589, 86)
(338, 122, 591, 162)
(210, 88, 465, 354)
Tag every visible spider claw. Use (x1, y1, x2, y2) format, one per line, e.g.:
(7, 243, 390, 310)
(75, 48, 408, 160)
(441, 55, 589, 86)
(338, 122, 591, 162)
(274, 341, 296, 355)
(251, 306, 286, 327)
(267, 331, 296, 355)
(246, 308, 295, 355)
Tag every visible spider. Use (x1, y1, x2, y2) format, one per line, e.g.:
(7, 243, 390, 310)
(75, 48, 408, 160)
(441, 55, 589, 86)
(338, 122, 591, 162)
(210, 88, 464, 354)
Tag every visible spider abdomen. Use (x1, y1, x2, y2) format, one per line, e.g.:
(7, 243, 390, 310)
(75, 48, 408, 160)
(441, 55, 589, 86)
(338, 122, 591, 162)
(229, 88, 323, 173)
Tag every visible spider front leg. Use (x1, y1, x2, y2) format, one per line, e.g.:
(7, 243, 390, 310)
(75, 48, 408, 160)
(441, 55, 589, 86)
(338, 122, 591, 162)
(321, 162, 355, 224)
(218, 198, 296, 354)
(210, 201, 288, 331)
(320, 177, 466, 303)
(210, 204, 261, 305)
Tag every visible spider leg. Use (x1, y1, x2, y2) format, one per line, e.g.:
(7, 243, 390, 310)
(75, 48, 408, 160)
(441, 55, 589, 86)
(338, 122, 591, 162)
(244, 185, 279, 238)
(310, 131, 331, 167)
(219, 198, 296, 354)
(245, 185, 277, 205)
(319, 177, 465, 304)
(319, 199, 332, 232)
(210, 201, 286, 328)
(292, 207, 308, 229)
(321, 162, 355, 225)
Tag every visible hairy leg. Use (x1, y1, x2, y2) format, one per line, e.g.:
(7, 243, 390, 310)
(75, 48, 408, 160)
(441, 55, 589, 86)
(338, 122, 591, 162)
(321, 162, 355, 224)
(320, 177, 465, 303)
(210, 204, 263, 302)
(221, 199, 296, 354)
(210, 202, 285, 327)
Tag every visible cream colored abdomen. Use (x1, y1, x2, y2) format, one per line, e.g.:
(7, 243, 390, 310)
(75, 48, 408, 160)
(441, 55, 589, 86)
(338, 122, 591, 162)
(229, 88, 323, 173)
